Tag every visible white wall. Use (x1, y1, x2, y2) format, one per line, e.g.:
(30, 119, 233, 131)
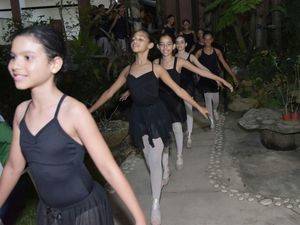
(0, 0, 111, 44)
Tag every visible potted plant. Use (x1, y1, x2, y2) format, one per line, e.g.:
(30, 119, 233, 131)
(268, 56, 300, 121)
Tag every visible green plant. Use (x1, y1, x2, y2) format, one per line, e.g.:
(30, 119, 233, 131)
(266, 56, 300, 114)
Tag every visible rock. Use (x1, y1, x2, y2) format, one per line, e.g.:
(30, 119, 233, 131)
(239, 108, 300, 151)
(286, 204, 293, 209)
(248, 197, 255, 202)
(260, 199, 273, 206)
(228, 95, 259, 112)
(99, 120, 129, 148)
(274, 202, 282, 206)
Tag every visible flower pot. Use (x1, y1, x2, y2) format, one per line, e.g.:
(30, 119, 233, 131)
(281, 113, 292, 121)
(290, 112, 300, 121)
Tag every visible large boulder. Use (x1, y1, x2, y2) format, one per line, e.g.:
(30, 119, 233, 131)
(228, 95, 259, 112)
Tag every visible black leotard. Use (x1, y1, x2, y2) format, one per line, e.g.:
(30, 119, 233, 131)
(182, 32, 194, 52)
(198, 48, 221, 93)
(180, 54, 195, 96)
(159, 57, 187, 123)
(127, 63, 171, 149)
(20, 95, 93, 208)
(20, 95, 114, 225)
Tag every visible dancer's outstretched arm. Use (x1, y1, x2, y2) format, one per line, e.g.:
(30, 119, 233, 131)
(154, 64, 208, 118)
(72, 100, 146, 225)
(89, 66, 130, 113)
(178, 58, 234, 92)
(189, 54, 210, 71)
(215, 48, 238, 86)
(0, 103, 27, 207)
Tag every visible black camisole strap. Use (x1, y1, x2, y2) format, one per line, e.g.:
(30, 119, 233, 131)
(54, 94, 67, 118)
(173, 57, 178, 70)
(187, 54, 191, 61)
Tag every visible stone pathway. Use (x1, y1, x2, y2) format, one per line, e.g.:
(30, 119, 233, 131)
(109, 113, 300, 225)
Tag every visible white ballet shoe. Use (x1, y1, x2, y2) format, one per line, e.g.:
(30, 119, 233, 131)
(209, 116, 215, 129)
(176, 155, 183, 170)
(151, 199, 161, 225)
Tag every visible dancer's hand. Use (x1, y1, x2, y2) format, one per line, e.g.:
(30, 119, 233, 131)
(119, 91, 130, 101)
(222, 80, 234, 92)
(233, 76, 239, 88)
(197, 106, 209, 119)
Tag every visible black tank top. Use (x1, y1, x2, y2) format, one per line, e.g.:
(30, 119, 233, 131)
(20, 95, 93, 208)
(182, 32, 194, 52)
(198, 49, 220, 92)
(127, 63, 160, 106)
(159, 57, 181, 95)
(199, 48, 221, 75)
(181, 54, 194, 79)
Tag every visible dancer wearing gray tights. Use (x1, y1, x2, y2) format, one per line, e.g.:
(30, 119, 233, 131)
(204, 92, 219, 128)
(142, 135, 164, 222)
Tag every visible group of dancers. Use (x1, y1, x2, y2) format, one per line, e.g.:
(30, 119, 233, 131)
(0, 25, 235, 225)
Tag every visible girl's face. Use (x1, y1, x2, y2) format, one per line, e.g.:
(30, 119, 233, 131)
(168, 16, 175, 25)
(197, 30, 204, 40)
(8, 35, 61, 90)
(203, 34, 213, 47)
(131, 31, 153, 53)
(183, 21, 190, 30)
(175, 37, 187, 51)
(158, 36, 175, 56)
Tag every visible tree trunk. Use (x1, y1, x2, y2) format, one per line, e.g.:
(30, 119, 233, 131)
(255, 0, 269, 49)
(233, 20, 247, 52)
(197, 0, 205, 29)
(271, 0, 282, 52)
(10, 0, 22, 29)
(128, 0, 142, 31)
(249, 10, 256, 50)
(156, 0, 163, 28)
(78, 0, 91, 36)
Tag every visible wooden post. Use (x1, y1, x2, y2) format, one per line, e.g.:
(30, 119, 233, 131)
(78, 0, 91, 35)
(10, 0, 22, 28)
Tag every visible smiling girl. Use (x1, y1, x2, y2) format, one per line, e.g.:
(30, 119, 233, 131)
(0, 26, 146, 225)
(89, 29, 208, 225)
(155, 34, 233, 174)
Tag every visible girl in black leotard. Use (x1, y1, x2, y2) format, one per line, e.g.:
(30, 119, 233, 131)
(175, 35, 210, 149)
(90, 30, 208, 225)
(161, 14, 177, 40)
(192, 28, 205, 54)
(155, 34, 233, 179)
(0, 26, 146, 225)
(179, 19, 196, 53)
(196, 31, 238, 129)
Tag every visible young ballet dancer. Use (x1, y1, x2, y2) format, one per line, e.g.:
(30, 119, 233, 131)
(0, 26, 146, 225)
(175, 35, 210, 148)
(154, 34, 233, 174)
(89, 30, 208, 225)
(179, 19, 196, 53)
(195, 31, 238, 128)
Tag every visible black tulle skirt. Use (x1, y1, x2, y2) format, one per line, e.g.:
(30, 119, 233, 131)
(160, 90, 187, 124)
(129, 100, 172, 150)
(37, 182, 114, 225)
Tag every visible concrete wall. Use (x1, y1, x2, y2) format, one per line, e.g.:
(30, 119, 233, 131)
(0, 0, 110, 44)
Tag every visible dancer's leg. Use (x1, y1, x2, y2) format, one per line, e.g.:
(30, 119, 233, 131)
(172, 122, 184, 169)
(142, 136, 164, 225)
(184, 101, 193, 148)
(162, 146, 170, 185)
(212, 92, 220, 120)
(204, 93, 215, 129)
